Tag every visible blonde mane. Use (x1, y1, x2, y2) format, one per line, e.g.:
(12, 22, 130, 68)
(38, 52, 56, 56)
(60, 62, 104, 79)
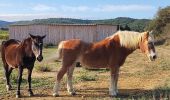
(109, 31, 146, 49)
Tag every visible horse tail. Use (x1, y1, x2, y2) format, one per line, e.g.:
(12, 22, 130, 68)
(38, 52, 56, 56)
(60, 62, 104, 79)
(1, 41, 7, 66)
(1, 41, 6, 54)
(56, 41, 64, 60)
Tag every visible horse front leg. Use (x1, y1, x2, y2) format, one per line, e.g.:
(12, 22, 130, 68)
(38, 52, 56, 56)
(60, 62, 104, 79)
(67, 64, 76, 95)
(27, 68, 34, 96)
(16, 67, 23, 98)
(109, 66, 119, 97)
(115, 68, 120, 94)
(53, 67, 67, 97)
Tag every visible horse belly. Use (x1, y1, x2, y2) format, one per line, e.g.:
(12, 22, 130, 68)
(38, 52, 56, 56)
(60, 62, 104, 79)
(5, 46, 19, 68)
(79, 56, 109, 68)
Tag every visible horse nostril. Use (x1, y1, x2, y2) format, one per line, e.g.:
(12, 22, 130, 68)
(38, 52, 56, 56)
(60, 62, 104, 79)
(153, 55, 157, 59)
(37, 56, 43, 61)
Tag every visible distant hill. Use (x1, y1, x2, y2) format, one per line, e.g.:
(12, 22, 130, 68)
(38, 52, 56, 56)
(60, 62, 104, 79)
(92, 17, 150, 32)
(0, 17, 151, 32)
(13, 18, 93, 25)
(0, 20, 14, 28)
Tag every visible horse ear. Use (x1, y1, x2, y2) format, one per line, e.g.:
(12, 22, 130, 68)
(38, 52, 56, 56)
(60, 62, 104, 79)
(149, 30, 153, 34)
(144, 31, 149, 39)
(29, 33, 36, 39)
(149, 30, 153, 36)
(41, 35, 46, 39)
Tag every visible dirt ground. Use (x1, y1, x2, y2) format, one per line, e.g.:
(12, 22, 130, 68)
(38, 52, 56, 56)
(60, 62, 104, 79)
(0, 44, 170, 100)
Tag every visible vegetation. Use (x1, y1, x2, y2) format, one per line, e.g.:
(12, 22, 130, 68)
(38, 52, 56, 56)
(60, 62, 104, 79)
(0, 5, 170, 100)
(75, 70, 98, 82)
(11, 17, 150, 32)
(35, 65, 52, 72)
(146, 6, 170, 36)
(44, 43, 56, 48)
(0, 30, 9, 40)
(0, 45, 169, 99)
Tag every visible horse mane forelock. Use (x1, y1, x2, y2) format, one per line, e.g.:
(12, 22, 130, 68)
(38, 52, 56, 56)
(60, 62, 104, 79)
(110, 31, 145, 49)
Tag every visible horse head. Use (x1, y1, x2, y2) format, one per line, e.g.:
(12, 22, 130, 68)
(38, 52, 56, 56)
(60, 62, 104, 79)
(139, 31, 157, 61)
(29, 34, 46, 62)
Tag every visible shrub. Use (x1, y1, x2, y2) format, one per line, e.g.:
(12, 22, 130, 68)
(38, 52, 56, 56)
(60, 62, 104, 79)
(0, 30, 9, 40)
(75, 70, 98, 82)
(35, 65, 52, 72)
(44, 43, 55, 48)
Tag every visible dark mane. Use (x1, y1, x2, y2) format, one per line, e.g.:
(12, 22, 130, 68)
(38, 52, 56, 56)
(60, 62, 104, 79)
(21, 37, 32, 46)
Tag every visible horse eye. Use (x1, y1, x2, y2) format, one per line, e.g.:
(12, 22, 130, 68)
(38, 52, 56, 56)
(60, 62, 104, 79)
(148, 42, 154, 48)
(148, 42, 152, 45)
(39, 43, 43, 46)
(35, 43, 39, 47)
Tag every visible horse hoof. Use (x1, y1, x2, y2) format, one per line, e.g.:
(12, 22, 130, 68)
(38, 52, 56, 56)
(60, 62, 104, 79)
(53, 93, 59, 97)
(16, 95, 20, 98)
(6, 85, 12, 91)
(109, 94, 117, 97)
(29, 93, 34, 97)
(109, 93, 117, 97)
(71, 92, 76, 96)
(6, 88, 10, 92)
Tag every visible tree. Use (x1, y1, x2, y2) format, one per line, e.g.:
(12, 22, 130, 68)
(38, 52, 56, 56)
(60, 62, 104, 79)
(146, 6, 170, 36)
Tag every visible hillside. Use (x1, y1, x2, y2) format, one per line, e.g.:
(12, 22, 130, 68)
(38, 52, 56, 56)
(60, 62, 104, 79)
(0, 17, 151, 32)
(0, 20, 14, 28)
(12, 17, 150, 32)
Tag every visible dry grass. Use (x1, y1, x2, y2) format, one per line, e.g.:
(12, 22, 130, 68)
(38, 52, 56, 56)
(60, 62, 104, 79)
(0, 44, 170, 99)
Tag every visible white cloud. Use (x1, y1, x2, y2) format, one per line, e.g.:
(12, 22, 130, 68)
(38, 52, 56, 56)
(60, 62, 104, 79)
(32, 4, 155, 12)
(32, 4, 56, 11)
(94, 5, 155, 12)
(0, 13, 64, 21)
(61, 5, 90, 12)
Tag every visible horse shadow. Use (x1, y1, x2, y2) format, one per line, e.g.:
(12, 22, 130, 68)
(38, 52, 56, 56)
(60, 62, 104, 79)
(18, 88, 170, 99)
(75, 88, 170, 99)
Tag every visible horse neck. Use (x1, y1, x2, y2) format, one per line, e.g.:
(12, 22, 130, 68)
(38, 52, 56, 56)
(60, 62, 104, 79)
(112, 34, 138, 56)
(20, 38, 33, 57)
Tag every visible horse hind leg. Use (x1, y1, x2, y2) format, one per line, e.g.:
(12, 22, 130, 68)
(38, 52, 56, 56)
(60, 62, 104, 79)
(2, 62, 12, 91)
(6, 67, 13, 91)
(67, 63, 76, 95)
(53, 66, 68, 97)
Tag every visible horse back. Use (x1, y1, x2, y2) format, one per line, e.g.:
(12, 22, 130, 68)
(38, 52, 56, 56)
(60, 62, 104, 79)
(1, 39, 21, 68)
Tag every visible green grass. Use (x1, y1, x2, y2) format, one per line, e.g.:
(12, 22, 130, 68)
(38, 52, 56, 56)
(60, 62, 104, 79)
(75, 70, 98, 82)
(35, 65, 53, 72)
(0, 44, 170, 99)
(0, 30, 9, 40)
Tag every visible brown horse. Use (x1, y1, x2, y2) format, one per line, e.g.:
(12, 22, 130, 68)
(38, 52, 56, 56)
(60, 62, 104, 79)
(53, 31, 157, 97)
(1, 34, 46, 98)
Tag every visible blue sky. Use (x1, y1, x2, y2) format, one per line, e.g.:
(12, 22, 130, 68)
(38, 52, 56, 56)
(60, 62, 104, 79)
(0, 0, 169, 21)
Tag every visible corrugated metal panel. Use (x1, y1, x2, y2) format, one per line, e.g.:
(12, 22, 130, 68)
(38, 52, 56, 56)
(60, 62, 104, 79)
(9, 24, 118, 44)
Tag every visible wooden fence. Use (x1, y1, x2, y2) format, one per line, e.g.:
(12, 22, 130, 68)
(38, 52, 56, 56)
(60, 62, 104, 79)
(9, 24, 118, 44)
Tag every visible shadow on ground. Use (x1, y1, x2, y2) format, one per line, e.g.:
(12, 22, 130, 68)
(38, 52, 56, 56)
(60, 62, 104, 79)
(1, 87, 170, 99)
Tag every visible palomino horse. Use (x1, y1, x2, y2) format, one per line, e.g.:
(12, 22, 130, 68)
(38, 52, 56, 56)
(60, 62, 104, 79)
(1, 34, 46, 98)
(53, 31, 157, 97)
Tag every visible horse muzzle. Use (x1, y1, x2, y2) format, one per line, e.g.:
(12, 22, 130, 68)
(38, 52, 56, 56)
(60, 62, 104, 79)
(149, 55, 157, 61)
(37, 56, 43, 62)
